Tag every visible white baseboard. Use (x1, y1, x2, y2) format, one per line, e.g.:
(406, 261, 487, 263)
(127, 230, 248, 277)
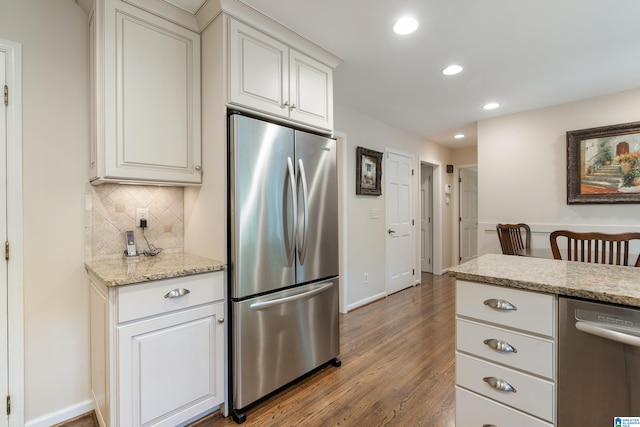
(25, 399, 93, 427)
(346, 291, 386, 312)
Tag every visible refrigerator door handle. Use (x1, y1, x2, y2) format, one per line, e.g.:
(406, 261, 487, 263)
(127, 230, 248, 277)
(249, 282, 334, 311)
(286, 157, 297, 267)
(297, 159, 309, 265)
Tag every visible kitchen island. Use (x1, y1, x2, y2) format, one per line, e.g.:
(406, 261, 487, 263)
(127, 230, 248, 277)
(448, 253, 640, 427)
(448, 253, 640, 308)
(86, 252, 227, 427)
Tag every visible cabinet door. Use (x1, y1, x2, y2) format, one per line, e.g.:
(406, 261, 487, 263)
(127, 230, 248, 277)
(117, 303, 224, 427)
(99, 0, 201, 184)
(289, 50, 333, 131)
(228, 19, 289, 119)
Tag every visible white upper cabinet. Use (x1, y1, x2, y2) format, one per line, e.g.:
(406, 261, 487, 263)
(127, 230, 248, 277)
(228, 19, 334, 132)
(89, 0, 202, 185)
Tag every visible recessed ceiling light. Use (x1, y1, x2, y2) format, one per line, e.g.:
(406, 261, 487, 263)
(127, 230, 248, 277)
(454, 134, 465, 139)
(393, 17, 419, 35)
(483, 102, 500, 110)
(442, 65, 463, 76)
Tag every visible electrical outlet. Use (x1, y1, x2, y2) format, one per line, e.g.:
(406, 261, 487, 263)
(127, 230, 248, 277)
(135, 208, 149, 227)
(364, 273, 368, 283)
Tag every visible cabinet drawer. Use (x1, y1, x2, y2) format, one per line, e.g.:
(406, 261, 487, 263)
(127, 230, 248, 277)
(117, 272, 224, 323)
(457, 319, 555, 379)
(456, 387, 552, 427)
(456, 353, 555, 422)
(456, 280, 556, 337)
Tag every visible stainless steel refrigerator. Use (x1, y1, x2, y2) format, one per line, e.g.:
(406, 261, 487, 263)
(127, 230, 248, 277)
(228, 112, 340, 423)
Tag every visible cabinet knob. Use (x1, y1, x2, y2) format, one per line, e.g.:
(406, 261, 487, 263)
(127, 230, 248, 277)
(217, 317, 224, 324)
(195, 165, 201, 172)
(290, 103, 296, 110)
(282, 101, 290, 108)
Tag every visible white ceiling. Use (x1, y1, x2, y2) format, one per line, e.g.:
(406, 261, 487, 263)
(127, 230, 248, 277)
(223, 0, 640, 149)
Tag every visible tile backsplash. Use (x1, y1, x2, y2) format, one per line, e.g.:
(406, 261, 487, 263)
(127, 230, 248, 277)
(85, 183, 184, 261)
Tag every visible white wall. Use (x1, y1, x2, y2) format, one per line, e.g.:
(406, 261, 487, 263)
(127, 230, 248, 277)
(334, 105, 456, 310)
(478, 88, 640, 254)
(0, 0, 90, 423)
(453, 146, 478, 166)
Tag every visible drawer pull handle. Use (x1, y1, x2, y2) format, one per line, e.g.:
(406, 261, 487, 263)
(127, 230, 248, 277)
(164, 288, 191, 299)
(483, 338, 517, 353)
(483, 376, 517, 393)
(483, 425, 497, 427)
(483, 298, 517, 311)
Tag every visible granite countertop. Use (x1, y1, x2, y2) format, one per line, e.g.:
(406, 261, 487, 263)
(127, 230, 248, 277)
(85, 252, 226, 287)
(448, 253, 640, 308)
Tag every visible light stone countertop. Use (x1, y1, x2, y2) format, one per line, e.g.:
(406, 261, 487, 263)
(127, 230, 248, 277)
(448, 253, 640, 308)
(85, 252, 226, 287)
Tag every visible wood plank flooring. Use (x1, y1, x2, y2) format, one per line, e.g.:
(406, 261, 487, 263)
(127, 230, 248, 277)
(193, 272, 456, 427)
(64, 273, 456, 427)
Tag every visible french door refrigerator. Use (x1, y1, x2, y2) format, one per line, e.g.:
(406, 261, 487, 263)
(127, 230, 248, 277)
(228, 112, 340, 423)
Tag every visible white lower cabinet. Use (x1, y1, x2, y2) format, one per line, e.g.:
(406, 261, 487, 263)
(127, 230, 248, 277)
(456, 387, 552, 427)
(90, 272, 225, 427)
(455, 280, 557, 426)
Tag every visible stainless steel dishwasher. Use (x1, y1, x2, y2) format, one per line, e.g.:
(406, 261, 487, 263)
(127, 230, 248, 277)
(559, 297, 640, 426)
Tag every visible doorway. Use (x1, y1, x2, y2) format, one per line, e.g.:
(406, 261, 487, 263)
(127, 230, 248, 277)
(385, 149, 415, 294)
(0, 38, 24, 427)
(459, 167, 478, 264)
(420, 163, 433, 273)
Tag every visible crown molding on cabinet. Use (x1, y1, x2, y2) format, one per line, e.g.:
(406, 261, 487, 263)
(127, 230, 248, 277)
(211, 0, 342, 68)
(76, 0, 342, 69)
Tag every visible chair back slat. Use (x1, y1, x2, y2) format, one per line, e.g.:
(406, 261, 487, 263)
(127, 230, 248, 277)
(496, 223, 531, 255)
(550, 230, 640, 267)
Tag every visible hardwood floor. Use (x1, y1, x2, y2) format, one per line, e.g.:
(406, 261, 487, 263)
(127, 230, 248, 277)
(65, 273, 456, 427)
(194, 273, 456, 427)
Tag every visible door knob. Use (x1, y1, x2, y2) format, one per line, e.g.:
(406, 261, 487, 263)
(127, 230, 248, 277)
(388, 229, 396, 235)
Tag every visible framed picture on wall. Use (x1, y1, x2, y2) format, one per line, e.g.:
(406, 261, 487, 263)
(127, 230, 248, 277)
(356, 146, 383, 196)
(567, 121, 640, 204)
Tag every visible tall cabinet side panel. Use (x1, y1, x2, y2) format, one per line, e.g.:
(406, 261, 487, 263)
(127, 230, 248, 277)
(90, 279, 110, 427)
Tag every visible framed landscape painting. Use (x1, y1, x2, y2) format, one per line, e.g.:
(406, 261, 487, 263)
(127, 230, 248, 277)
(567, 121, 640, 204)
(356, 146, 382, 196)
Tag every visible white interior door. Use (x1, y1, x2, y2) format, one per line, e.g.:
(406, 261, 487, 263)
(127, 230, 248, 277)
(459, 167, 478, 264)
(0, 38, 22, 427)
(386, 149, 414, 294)
(420, 164, 433, 273)
(0, 49, 8, 427)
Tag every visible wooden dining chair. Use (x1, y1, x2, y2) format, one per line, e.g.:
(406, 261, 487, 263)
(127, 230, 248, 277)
(549, 230, 640, 267)
(496, 223, 531, 255)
